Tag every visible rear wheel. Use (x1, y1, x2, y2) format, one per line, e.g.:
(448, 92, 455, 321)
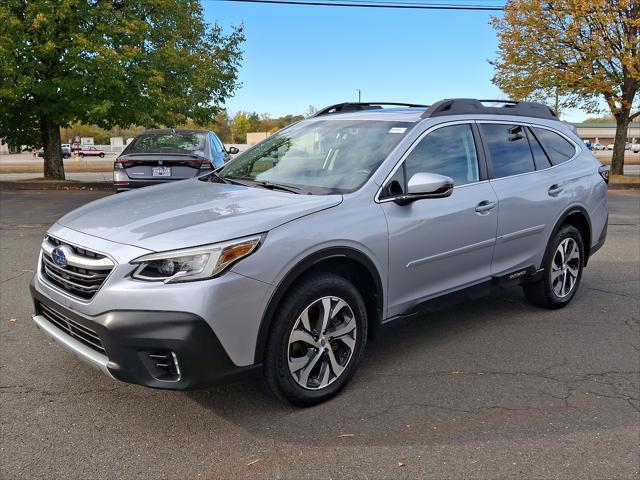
(264, 273, 367, 406)
(99, 152, 105, 158)
(523, 225, 584, 309)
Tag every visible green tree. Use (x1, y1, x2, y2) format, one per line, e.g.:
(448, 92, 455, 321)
(0, 1, 244, 179)
(491, 0, 640, 174)
(230, 112, 251, 143)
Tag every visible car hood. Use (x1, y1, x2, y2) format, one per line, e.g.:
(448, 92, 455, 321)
(57, 178, 343, 251)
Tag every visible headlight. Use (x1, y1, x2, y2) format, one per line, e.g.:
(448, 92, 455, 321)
(130, 235, 262, 283)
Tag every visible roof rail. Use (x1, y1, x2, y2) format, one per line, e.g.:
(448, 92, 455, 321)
(421, 98, 558, 120)
(313, 102, 428, 117)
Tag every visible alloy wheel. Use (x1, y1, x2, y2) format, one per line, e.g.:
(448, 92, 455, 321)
(287, 296, 357, 390)
(551, 238, 580, 298)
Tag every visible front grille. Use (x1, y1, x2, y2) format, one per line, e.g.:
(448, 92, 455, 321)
(40, 236, 114, 300)
(38, 302, 106, 354)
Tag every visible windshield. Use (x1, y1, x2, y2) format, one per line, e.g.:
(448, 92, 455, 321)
(218, 119, 414, 194)
(125, 132, 207, 156)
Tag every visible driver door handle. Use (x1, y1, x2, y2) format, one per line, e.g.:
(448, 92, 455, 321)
(475, 200, 496, 214)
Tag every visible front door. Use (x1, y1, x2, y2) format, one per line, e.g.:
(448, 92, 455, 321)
(380, 122, 498, 318)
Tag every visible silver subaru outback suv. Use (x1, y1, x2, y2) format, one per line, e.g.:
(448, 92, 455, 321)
(31, 99, 609, 405)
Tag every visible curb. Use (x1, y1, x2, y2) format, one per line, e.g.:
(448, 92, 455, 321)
(0, 181, 112, 191)
(608, 183, 640, 190)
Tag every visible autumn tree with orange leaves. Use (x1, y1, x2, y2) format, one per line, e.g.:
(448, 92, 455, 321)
(492, 0, 639, 175)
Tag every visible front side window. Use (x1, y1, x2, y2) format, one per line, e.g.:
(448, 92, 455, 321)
(404, 124, 479, 186)
(531, 127, 576, 165)
(480, 124, 535, 178)
(219, 119, 413, 194)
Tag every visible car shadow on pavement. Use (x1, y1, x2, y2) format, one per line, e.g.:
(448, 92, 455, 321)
(183, 284, 634, 447)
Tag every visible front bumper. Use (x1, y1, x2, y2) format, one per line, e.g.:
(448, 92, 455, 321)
(31, 283, 259, 389)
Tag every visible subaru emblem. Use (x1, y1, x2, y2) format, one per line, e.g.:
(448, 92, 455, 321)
(51, 246, 69, 267)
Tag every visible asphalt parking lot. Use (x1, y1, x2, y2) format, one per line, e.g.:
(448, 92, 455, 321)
(1, 189, 638, 479)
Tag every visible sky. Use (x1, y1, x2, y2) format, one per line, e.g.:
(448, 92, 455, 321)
(202, 0, 587, 122)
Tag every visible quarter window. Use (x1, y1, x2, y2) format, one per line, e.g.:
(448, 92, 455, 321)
(531, 127, 576, 165)
(526, 127, 552, 170)
(480, 124, 535, 178)
(404, 124, 479, 187)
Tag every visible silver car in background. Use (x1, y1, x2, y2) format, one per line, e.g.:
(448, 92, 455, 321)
(31, 99, 608, 405)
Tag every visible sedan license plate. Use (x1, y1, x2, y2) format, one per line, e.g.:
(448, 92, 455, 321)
(152, 166, 171, 177)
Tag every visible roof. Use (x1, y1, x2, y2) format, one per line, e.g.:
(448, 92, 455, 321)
(309, 107, 428, 122)
(312, 99, 560, 122)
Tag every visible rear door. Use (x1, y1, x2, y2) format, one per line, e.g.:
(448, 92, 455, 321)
(380, 122, 498, 317)
(479, 122, 576, 276)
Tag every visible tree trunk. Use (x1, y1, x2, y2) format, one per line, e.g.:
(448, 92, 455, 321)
(611, 114, 630, 176)
(40, 117, 65, 180)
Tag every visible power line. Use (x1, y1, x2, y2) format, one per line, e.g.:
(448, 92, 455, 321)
(209, 0, 505, 11)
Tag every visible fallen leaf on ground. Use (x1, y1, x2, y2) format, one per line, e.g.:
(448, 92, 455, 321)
(9, 318, 16, 323)
(246, 459, 259, 466)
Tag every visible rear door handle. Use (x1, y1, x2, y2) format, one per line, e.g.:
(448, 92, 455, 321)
(475, 200, 496, 214)
(548, 184, 564, 197)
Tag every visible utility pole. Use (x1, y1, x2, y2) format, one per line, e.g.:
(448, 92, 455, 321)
(356, 89, 361, 103)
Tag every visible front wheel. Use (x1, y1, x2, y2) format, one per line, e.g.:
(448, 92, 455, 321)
(523, 225, 584, 309)
(264, 273, 367, 406)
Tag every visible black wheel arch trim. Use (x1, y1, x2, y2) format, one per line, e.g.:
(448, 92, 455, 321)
(253, 246, 384, 364)
(547, 205, 593, 266)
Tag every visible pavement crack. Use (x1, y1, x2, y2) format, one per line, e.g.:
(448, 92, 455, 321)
(584, 286, 639, 299)
(1, 269, 33, 284)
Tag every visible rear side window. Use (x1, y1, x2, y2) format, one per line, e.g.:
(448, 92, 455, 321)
(531, 127, 576, 165)
(480, 124, 535, 178)
(404, 124, 479, 186)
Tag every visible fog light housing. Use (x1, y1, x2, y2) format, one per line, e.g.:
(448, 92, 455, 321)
(142, 350, 181, 382)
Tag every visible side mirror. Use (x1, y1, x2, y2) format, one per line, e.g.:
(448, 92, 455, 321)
(227, 146, 240, 155)
(394, 172, 454, 205)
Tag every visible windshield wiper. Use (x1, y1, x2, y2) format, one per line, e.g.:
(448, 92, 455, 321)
(208, 170, 229, 184)
(252, 180, 302, 194)
(219, 176, 302, 194)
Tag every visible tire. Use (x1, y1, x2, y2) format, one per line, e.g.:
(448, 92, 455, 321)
(99, 153, 105, 158)
(79, 153, 84, 158)
(523, 225, 584, 309)
(264, 272, 368, 406)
